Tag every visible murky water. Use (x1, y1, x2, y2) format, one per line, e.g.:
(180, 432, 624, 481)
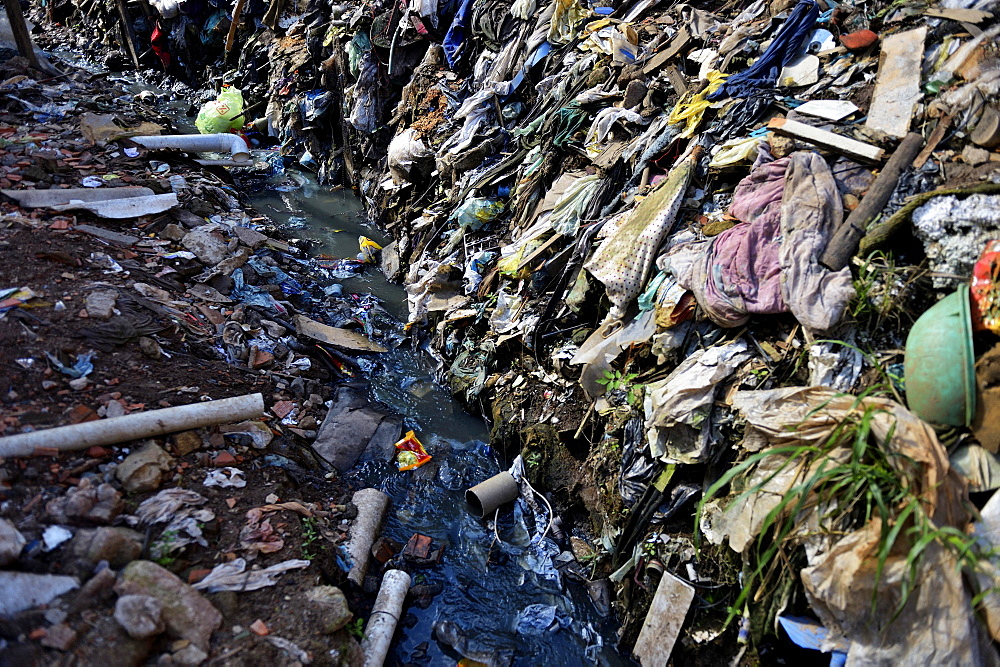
(247, 170, 626, 665)
(45, 49, 625, 658)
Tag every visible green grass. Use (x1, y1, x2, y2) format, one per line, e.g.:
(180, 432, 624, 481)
(696, 389, 990, 628)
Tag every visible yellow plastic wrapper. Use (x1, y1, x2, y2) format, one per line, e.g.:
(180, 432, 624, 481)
(709, 135, 764, 168)
(667, 70, 727, 138)
(359, 236, 383, 263)
(195, 87, 245, 135)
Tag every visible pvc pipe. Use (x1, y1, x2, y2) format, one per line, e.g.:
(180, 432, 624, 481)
(131, 133, 250, 163)
(361, 569, 410, 667)
(346, 488, 389, 586)
(465, 471, 519, 518)
(0, 393, 265, 458)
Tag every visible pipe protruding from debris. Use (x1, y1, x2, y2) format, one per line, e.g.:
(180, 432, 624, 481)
(0, 393, 265, 458)
(131, 133, 250, 163)
(361, 569, 410, 667)
(465, 471, 519, 518)
(346, 488, 389, 586)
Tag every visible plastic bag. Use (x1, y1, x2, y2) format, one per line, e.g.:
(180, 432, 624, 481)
(195, 88, 245, 135)
(395, 430, 432, 471)
(972, 240, 1000, 334)
(358, 236, 383, 264)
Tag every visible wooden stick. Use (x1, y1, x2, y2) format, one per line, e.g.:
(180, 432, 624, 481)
(115, 0, 142, 69)
(225, 0, 247, 53)
(4, 0, 40, 70)
(820, 132, 924, 271)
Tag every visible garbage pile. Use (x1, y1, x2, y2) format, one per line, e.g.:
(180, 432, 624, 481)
(0, 55, 427, 664)
(18, 0, 1000, 660)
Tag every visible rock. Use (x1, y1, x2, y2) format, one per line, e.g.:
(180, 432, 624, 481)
(164, 644, 209, 665)
(40, 623, 77, 651)
(963, 144, 991, 167)
(74, 614, 154, 666)
(623, 79, 647, 109)
(69, 567, 118, 614)
(139, 336, 163, 360)
(0, 572, 79, 616)
(570, 536, 595, 561)
(116, 443, 174, 493)
(161, 223, 188, 241)
(312, 386, 396, 471)
(0, 518, 26, 566)
(248, 346, 273, 369)
(85, 289, 118, 319)
(233, 226, 267, 249)
(115, 595, 166, 639)
(840, 29, 878, 50)
(71, 527, 143, 567)
(46, 477, 123, 524)
(116, 561, 222, 651)
(171, 208, 206, 229)
(181, 227, 229, 266)
(249, 619, 269, 636)
(69, 377, 90, 391)
(171, 431, 202, 456)
(306, 586, 353, 634)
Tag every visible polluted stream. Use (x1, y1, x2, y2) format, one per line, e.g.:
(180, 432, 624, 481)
(49, 59, 626, 661)
(244, 170, 625, 665)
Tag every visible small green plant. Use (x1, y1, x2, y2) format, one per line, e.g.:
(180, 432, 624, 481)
(152, 529, 180, 566)
(301, 517, 321, 560)
(597, 369, 643, 407)
(697, 390, 991, 629)
(346, 618, 365, 639)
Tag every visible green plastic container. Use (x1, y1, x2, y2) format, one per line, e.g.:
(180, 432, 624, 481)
(904, 285, 976, 426)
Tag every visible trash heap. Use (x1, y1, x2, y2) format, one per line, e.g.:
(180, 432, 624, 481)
(16, 0, 1000, 660)
(0, 55, 430, 664)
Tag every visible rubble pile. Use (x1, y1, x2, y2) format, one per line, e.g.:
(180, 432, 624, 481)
(2, 0, 1000, 660)
(0, 55, 420, 664)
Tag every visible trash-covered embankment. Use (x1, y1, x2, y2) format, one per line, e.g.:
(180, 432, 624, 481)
(21, 0, 1000, 660)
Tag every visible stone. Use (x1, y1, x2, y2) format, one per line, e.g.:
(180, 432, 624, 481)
(248, 346, 273, 369)
(963, 145, 991, 167)
(85, 289, 118, 319)
(0, 572, 79, 616)
(74, 614, 154, 666)
(171, 431, 202, 456)
(0, 518, 26, 566)
(69, 567, 117, 614)
(46, 477, 123, 524)
(171, 208, 206, 229)
(623, 79, 647, 109)
(139, 337, 163, 360)
(115, 595, 166, 639)
(570, 536, 595, 561)
(181, 227, 229, 266)
(840, 29, 879, 50)
(233, 225, 267, 249)
(71, 527, 143, 567)
(69, 378, 90, 391)
(305, 586, 353, 634)
(40, 623, 77, 651)
(160, 223, 188, 241)
(116, 443, 174, 493)
(116, 561, 222, 651)
(312, 386, 395, 471)
(165, 644, 208, 665)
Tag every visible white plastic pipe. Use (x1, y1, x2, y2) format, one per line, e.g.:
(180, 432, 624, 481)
(0, 393, 265, 457)
(131, 133, 250, 163)
(346, 488, 389, 586)
(361, 569, 410, 667)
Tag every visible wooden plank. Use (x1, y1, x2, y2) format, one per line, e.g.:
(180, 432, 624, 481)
(293, 314, 387, 353)
(923, 7, 994, 22)
(865, 27, 926, 139)
(663, 65, 688, 96)
(225, 0, 247, 53)
(641, 27, 690, 75)
(767, 118, 885, 162)
(3, 0, 40, 69)
(115, 0, 142, 69)
(633, 572, 694, 665)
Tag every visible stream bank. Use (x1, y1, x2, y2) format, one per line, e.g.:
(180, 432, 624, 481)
(8, 0, 1000, 662)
